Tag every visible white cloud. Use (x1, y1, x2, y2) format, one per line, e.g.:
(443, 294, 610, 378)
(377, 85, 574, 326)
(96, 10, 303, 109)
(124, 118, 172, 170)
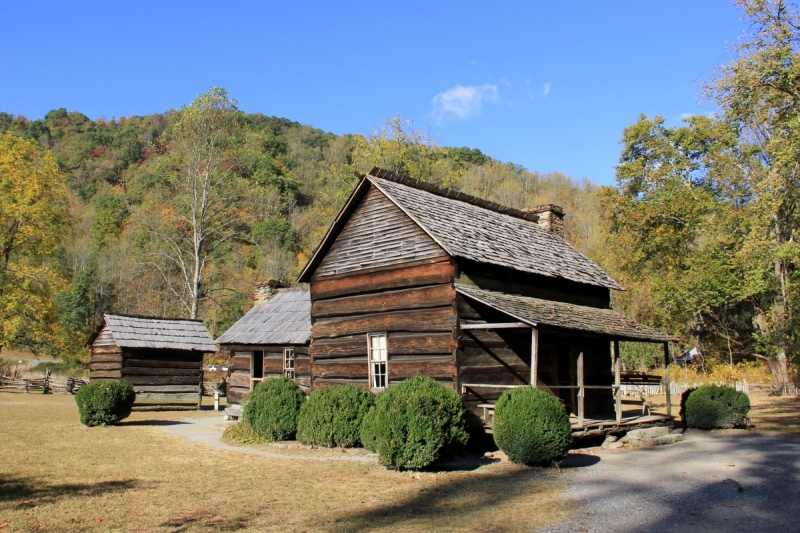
(431, 84, 501, 121)
(542, 82, 552, 97)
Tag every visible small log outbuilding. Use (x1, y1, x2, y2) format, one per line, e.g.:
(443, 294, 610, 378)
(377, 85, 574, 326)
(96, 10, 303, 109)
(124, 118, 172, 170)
(216, 287, 311, 416)
(87, 314, 218, 410)
(298, 168, 676, 435)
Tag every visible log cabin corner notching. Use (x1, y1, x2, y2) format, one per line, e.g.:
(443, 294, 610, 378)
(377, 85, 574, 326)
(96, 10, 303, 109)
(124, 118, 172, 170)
(297, 168, 677, 434)
(87, 314, 218, 410)
(216, 288, 311, 416)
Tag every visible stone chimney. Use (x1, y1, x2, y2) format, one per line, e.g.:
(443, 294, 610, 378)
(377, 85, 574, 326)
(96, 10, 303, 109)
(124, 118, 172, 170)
(527, 204, 565, 238)
(253, 279, 284, 305)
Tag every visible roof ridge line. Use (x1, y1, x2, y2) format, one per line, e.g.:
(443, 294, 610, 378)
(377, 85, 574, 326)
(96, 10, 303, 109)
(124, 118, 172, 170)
(104, 313, 205, 323)
(367, 167, 541, 224)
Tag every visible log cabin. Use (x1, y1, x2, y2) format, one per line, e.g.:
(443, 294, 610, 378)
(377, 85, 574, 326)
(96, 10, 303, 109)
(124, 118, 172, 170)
(298, 168, 677, 436)
(216, 286, 311, 417)
(87, 314, 217, 410)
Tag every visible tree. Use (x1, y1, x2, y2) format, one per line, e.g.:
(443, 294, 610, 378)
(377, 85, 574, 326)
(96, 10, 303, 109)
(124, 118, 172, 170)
(134, 88, 252, 319)
(0, 132, 71, 354)
(707, 0, 800, 387)
(599, 114, 762, 370)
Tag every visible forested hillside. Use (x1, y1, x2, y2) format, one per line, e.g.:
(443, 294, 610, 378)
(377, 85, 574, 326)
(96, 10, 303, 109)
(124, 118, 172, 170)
(0, 98, 603, 361)
(2, 1, 799, 388)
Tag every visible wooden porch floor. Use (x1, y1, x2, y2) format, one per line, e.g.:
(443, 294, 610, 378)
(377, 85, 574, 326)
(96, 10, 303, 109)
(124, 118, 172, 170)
(568, 412, 674, 437)
(477, 406, 674, 437)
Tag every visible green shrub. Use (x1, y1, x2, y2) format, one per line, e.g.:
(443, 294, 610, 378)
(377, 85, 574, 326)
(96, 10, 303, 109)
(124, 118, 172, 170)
(296, 384, 375, 448)
(243, 377, 306, 441)
(493, 387, 572, 466)
(75, 380, 135, 427)
(360, 406, 379, 452)
(684, 385, 750, 429)
(679, 387, 697, 425)
(369, 374, 469, 470)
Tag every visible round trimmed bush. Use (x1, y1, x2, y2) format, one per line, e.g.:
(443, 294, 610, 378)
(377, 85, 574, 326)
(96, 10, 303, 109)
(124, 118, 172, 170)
(369, 374, 469, 470)
(296, 384, 375, 447)
(243, 377, 306, 441)
(684, 384, 750, 429)
(75, 380, 136, 427)
(493, 387, 572, 466)
(360, 406, 379, 452)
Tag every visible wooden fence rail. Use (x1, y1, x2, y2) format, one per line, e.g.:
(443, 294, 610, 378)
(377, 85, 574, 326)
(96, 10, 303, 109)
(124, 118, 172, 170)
(620, 381, 798, 397)
(0, 374, 88, 394)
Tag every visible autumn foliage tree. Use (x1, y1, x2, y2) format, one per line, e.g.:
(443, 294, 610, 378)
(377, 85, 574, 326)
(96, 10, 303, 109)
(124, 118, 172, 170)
(0, 133, 71, 354)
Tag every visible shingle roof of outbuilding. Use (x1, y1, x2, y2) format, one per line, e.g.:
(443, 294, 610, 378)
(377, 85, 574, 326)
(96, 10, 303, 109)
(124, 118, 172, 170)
(298, 168, 623, 290)
(90, 314, 218, 352)
(216, 288, 311, 346)
(456, 284, 675, 342)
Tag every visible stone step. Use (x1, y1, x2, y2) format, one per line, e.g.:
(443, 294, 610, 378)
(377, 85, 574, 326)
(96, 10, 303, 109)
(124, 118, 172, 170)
(626, 426, 671, 441)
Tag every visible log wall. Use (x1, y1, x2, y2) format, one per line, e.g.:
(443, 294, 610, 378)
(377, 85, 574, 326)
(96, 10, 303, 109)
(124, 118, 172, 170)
(224, 345, 311, 411)
(310, 258, 458, 391)
(89, 342, 203, 410)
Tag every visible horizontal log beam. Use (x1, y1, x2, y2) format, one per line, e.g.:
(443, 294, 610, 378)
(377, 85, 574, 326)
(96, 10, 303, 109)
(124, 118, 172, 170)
(133, 385, 200, 393)
(90, 371, 121, 379)
(313, 307, 456, 339)
(91, 347, 122, 356)
(226, 387, 249, 405)
(134, 392, 200, 405)
(125, 359, 202, 369)
(123, 375, 203, 385)
(311, 261, 455, 301)
(460, 322, 530, 330)
(312, 284, 455, 318)
(90, 362, 121, 371)
(91, 353, 123, 363)
(312, 378, 370, 391)
(228, 373, 251, 389)
(311, 332, 456, 359)
(231, 356, 250, 371)
(122, 367, 202, 377)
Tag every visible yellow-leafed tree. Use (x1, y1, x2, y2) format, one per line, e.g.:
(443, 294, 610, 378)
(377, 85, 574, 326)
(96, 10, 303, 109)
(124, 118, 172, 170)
(0, 133, 71, 355)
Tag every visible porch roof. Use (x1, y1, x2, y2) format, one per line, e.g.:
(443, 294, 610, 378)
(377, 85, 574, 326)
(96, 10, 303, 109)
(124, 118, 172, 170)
(455, 284, 676, 343)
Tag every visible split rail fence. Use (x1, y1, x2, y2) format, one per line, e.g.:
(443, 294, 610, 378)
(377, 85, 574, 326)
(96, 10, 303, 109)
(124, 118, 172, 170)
(0, 374, 88, 394)
(620, 381, 798, 397)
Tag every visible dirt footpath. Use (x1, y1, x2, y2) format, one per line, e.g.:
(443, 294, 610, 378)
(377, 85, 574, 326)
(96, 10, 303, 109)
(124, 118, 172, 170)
(544, 430, 800, 533)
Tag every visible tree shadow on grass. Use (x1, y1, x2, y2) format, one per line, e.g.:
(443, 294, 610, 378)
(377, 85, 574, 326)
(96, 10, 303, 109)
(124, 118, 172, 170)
(306, 463, 556, 533)
(0, 475, 143, 506)
(117, 419, 191, 426)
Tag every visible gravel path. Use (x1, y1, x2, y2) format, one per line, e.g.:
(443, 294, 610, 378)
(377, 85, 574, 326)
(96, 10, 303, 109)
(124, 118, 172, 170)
(543, 431, 800, 533)
(164, 415, 378, 463)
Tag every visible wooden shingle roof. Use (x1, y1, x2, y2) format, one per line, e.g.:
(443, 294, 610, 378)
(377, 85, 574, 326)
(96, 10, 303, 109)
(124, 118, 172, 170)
(456, 284, 675, 342)
(216, 288, 311, 346)
(298, 169, 623, 290)
(91, 314, 218, 352)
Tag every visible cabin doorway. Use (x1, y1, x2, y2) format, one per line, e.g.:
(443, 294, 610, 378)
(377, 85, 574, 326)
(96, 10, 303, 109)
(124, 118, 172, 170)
(556, 344, 576, 414)
(252, 350, 264, 379)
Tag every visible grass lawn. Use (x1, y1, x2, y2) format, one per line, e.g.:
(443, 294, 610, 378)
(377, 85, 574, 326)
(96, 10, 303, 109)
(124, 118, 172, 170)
(0, 393, 568, 532)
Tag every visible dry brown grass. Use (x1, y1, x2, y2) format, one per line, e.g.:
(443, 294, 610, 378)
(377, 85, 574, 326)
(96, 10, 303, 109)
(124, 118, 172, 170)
(0, 393, 569, 532)
(747, 395, 800, 436)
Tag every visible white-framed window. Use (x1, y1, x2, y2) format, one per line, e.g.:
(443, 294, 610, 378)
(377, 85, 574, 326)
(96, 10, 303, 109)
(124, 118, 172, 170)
(283, 348, 295, 379)
(368, 334, 388, 389)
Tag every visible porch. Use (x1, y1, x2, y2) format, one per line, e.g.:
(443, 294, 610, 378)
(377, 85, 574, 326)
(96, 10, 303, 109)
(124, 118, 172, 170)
(455, 285, 678, 437)
(470, 393, 674, 436)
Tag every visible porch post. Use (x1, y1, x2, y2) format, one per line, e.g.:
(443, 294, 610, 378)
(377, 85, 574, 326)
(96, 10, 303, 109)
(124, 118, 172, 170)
(663, 342, 672, 417)
(577, 349, 585, 427)
(530, 327, 539, 388)
(613, 339, 621, 424)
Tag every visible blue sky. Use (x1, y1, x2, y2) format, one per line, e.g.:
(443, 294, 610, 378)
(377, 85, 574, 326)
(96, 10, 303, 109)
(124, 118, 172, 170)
(1, 1, 746, 185)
